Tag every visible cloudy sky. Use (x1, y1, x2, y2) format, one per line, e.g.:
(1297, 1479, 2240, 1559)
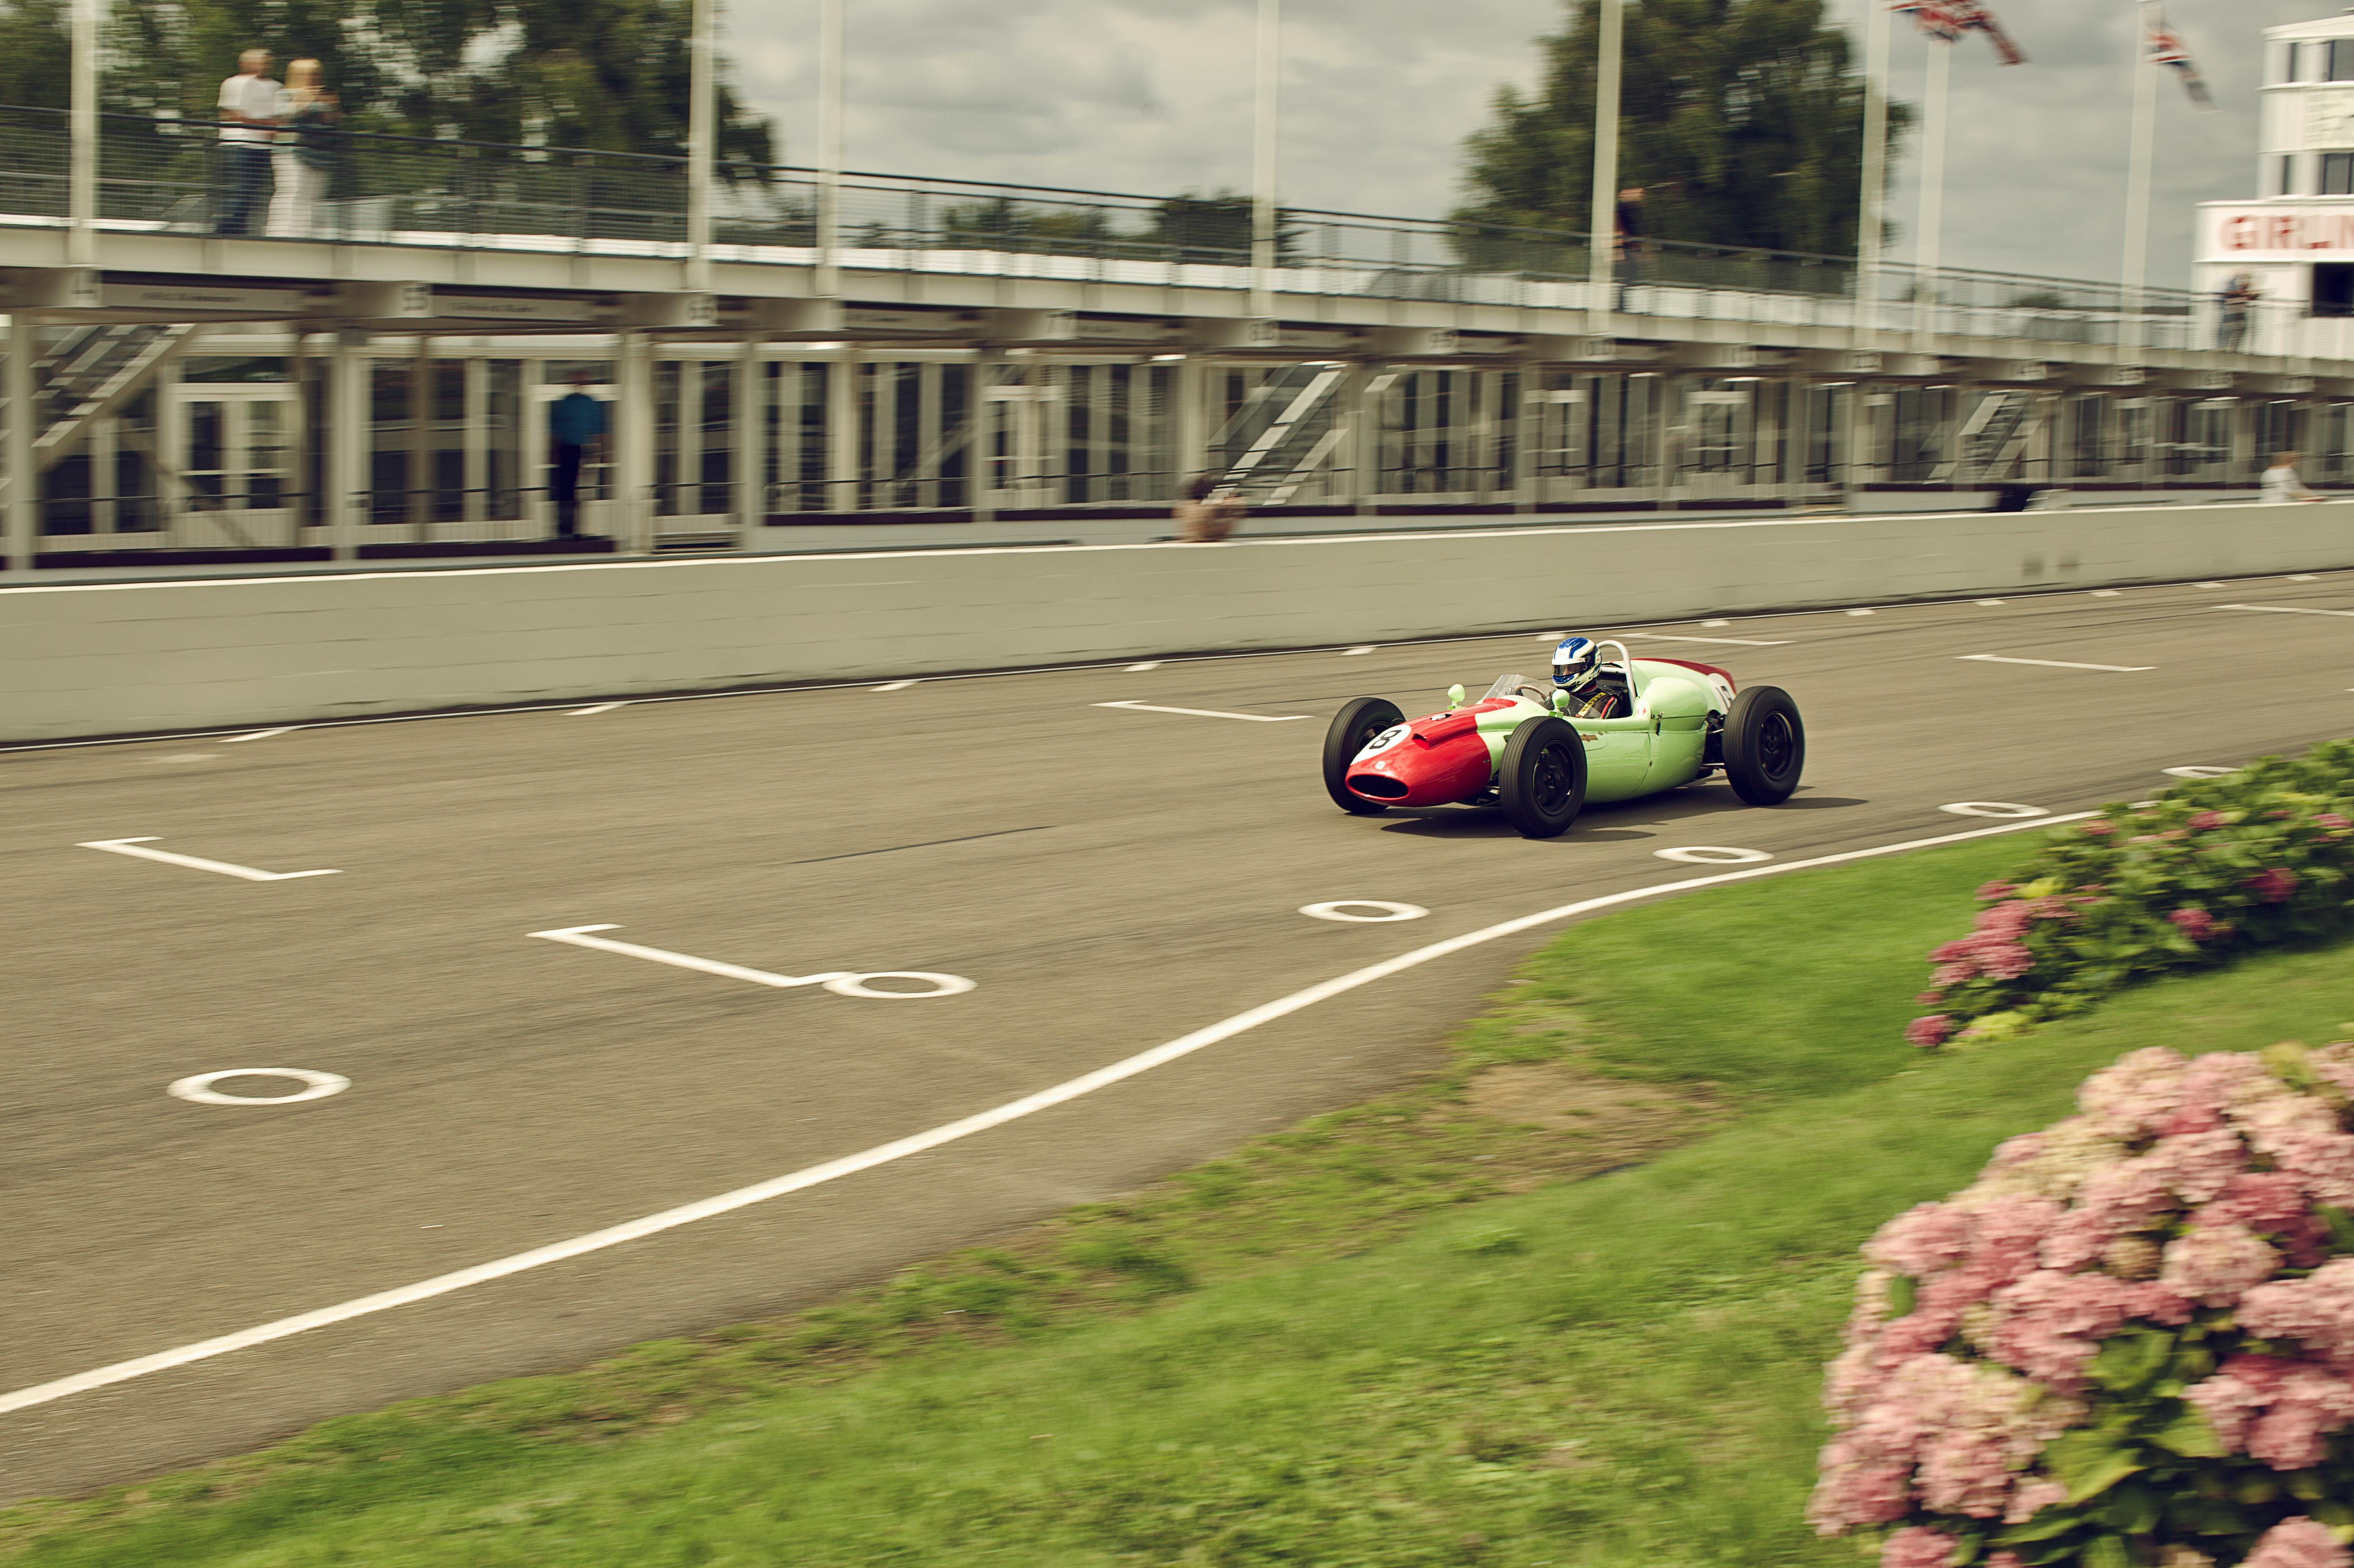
(725, 0, 2321, 289)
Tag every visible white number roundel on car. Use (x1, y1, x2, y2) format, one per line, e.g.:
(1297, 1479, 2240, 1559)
(1356, 725, 1409, 761)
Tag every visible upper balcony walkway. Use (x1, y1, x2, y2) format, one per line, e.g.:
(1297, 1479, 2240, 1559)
(0, 105, 2341, 384)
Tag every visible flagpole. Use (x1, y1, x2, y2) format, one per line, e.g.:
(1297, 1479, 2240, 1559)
(1251, 0, 1280, 322)
(2120, 0, 2158, 363)
(1913, 35, 1950, 355)
(1857, 0, 1890, 345)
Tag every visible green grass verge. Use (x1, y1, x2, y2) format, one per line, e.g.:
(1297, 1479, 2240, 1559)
(8, 831, 2354, 1567)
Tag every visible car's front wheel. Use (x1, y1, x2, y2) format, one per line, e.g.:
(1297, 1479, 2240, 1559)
(1724, 685, 1805, 805)
(1499, 716, 1587, 839)
(1323, 696, 1403, 814)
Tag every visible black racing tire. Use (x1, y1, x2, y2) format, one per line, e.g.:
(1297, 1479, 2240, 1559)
(1724, 685, 1805, 806)
(1498, 716, 1588, 839)
(1323, 696, 1404, 814)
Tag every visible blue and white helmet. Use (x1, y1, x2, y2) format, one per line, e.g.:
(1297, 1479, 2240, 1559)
(1551, 636, 1599, 687)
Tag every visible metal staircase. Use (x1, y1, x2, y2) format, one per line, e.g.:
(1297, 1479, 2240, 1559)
(33, 323, 206, 471)
(1210, 362, 1348, 501)
(1947, 390, 2037, 485)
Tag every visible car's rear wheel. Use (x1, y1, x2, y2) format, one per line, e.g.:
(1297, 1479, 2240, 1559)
(1724, 686, 1805, 805)
(1499, 716, 1587, 839)
(1323, 696, 1404, 814)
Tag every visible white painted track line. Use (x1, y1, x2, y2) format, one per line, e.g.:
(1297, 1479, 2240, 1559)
(570, 703, 627, 717)
(0, 810, 2093, 1419)
(1342, 646, 1376, 656)
(1629, 633, 1791, 647)
(2219, 603, 2354, 618)
(1094, 701, 1310, 723)
(76, 838, 341, 883)
(1959, 654, 2156, 673)
(218, 728, 295, 743)
(1125, 662, 1162, 673)
(874, 680, 920, 692)
(531, 926, 853, 990)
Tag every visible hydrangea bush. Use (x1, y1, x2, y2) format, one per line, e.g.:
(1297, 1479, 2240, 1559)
(1910, 743, 2354, 1050)
(1813, 1043, 2354, 1568)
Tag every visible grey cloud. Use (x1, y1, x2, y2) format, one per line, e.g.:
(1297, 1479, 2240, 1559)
(725, 0, 2317, 285)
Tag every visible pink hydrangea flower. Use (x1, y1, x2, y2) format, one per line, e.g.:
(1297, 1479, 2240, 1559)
(2244, 1518, 2352, 1568)
(2168, 907, 2217, 941)
(1907, 1015, 1955, 1050)
(2248, 866, 2300, 902)
(2316, 812, 2351, 831)
(1880, 1526, 1962, 1568)
(2188, 810, 2226, 831)
(2080, 820, 2116, 836)
(2183, 1354, 2354, 1469)
(2160, 1223, 2281, 1307)
(1974, 881, 2016, 901)
(2241, 1259, 2354, 1362)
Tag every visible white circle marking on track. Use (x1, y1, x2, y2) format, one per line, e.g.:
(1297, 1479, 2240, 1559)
(1300, 900, 1430, 924)
(1653, 846, 1773, 865)
(821, 972, 976, 999)
(169, 1069, 350, 1107)
(1940, 802, 2049, 820)
(2162, 766, 2239, 780)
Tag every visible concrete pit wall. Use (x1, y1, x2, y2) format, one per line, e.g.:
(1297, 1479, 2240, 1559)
(2, 502, 2347, 743)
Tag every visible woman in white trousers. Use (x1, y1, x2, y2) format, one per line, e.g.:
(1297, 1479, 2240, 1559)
(266, 59, 338, 239)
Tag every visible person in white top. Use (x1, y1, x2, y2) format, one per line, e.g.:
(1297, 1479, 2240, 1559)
(215, 49, 282, 235)
(2259, 450, 2327, 505)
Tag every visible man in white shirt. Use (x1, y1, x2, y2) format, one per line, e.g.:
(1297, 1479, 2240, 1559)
(2260, 450, 2327, 504)
(215, 50, 281, 235)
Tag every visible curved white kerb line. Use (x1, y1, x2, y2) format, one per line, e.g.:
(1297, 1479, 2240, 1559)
(0, 811, 2092, 1420)
(2162, 766, 2239, 781)
(1940, 802, 2048, 820)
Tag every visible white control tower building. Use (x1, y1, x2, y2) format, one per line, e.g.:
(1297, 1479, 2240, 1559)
(2198, 8, 2354, 353)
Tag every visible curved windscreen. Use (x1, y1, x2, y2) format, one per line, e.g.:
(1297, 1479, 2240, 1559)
(1482, 673, 1552, 704)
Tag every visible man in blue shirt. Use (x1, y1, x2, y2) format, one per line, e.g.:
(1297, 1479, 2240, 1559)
(548, 371, 608, 538)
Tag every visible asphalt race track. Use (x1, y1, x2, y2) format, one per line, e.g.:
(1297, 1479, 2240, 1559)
(4, 571, 2352, 1501)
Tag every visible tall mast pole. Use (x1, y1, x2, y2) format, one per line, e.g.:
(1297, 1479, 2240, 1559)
(1586, 0, 1625, 338)
(816, 0, 844, 298)
(1856, 0, 1890, 344)
(1251, 0, 1280, 322)
(2120, 0, 2158, 363)
(68, 0, 98, 267)
(1912, 36, 1950, 355)
(685, 0, 714, 292)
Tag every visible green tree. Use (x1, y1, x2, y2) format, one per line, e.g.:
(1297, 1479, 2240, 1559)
(0, 0, 70, 109)
(1454, 0, 1906, 258)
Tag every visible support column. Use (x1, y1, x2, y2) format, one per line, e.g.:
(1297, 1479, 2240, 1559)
(408, 336, 432, 542)
(614, 331, 654, 552)
(972, 347, 1001, 526)
(327, 331, 367, 562)
(1514, 362, 1540, 513)
(736, 335, 766, 547)
(827, 341, 860, 517)
(4, 316, 33, 572)
(684, 0, 714, 294)
(1352, 361, 1381, 514)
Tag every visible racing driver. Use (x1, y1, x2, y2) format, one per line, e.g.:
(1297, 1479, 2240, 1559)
(1550, 635, 1631, 719)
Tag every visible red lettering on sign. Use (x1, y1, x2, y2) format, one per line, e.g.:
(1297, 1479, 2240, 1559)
(2274, 213, 2301, 249)
(2224, 214, 2255, 250)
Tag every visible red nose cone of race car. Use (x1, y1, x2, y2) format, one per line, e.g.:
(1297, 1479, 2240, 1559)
(1345, 710, 1497, 808)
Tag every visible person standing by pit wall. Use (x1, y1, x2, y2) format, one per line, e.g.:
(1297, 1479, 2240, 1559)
(548, 372, 609, 539)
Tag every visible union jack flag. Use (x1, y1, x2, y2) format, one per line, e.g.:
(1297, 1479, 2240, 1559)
(2146, 7, 2214, 107)
(1891, 0, 2028, 66)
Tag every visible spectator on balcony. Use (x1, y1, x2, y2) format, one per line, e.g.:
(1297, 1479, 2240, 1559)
(549, 372, 609, 539)
(2218, 271, 2261, 353)
(1174, 474, 1245, 542)
(215, 49, 282, 235)
(265, 59, 340, 239)
(1613, 186, 1648, 311)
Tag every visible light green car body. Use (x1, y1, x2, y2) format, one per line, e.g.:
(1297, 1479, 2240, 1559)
(1449, 657, 1732, 805)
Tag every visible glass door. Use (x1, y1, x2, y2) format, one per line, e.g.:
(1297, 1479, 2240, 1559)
(173, 386, 296, 548)
(982, 377, 1063, 509)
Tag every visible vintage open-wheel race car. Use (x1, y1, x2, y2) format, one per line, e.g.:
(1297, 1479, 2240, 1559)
(1321, 638, 1805, 839)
